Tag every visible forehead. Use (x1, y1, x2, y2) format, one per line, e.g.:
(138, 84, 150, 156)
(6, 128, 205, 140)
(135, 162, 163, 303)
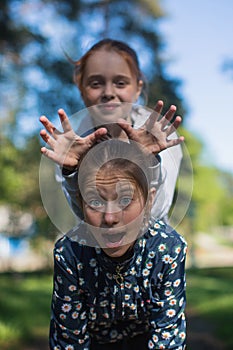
(84, 49, 133, 78)
(83, 171, 138, 195)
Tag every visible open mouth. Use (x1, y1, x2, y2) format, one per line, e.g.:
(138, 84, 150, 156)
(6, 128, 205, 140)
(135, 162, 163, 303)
(102, 232, 125, 248)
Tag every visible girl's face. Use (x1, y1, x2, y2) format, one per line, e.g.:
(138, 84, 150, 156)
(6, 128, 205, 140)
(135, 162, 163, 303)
(82, 170, 149, 259)
(81, 49, 143, 124)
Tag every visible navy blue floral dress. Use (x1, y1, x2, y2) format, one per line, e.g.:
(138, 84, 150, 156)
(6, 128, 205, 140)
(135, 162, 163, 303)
(49, 220, 187, 350)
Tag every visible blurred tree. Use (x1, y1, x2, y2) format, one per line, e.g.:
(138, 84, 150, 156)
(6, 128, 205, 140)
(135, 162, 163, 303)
(1, 0, 233, 246)
(0, 0, 185, 128)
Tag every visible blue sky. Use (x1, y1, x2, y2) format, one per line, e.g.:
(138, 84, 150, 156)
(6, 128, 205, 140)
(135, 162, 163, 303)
(159, 0, 233, 173)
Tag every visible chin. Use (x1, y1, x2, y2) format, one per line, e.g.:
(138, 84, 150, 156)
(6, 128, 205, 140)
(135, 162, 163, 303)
(102, 243, 132, 259)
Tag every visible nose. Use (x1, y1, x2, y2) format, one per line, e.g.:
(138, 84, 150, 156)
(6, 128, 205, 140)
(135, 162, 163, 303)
(101, 82, 115, 102)
(103, 202, 121, 226)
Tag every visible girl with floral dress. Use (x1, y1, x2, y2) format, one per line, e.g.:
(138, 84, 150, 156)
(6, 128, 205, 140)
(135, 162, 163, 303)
(49, 139, 187, 350)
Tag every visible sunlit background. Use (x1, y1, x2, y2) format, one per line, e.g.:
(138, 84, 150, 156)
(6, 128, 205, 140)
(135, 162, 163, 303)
(0, 1, 232, 349)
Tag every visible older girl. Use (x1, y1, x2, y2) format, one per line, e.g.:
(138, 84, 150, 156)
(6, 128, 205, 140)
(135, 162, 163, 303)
(40, 39, 184, 223)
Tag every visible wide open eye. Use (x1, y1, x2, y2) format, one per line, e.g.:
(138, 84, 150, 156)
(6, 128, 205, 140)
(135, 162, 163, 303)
(119, 196, 132, 208)
(88, 198, 104, 209)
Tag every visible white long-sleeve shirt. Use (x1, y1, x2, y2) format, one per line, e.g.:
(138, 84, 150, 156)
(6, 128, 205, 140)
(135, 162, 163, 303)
(59, 105, 183, 224)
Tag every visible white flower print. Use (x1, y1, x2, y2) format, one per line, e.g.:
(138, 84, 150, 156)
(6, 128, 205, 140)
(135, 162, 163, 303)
(125, 282, 132, 289)
(59, 313, 66, 320)
(130, 267, 136, 275)
(148, 251, 155, 259)
(175, 246, 181, 254)
(157, 301, 164, 307)
(68, 285, 77, 292)
(162, 254, 171, 264)
(158, 243, 167, 252)
(164, 289, 172, 297)
(149, 228, 158, 236)
(142, 268, 150, 277)
(125, 294, 130, 301)
(139, 239, 146, 248)
(166, 309, 176, 318)
(173, 279, 181, 287)
(80, 311, 86, 319)
(55, 254, 61, 262)
(162, 331, 172, 339)
(111, 303, 116, 310)
(130, 303, 136, 310)
(76, 302, 82, 311)
(152, 334, 159, 343)
(64, 296, 71, 301)
(73, 330, 80, 335)
(169, 298, 177, 306)
(164, 281, 172, 287)
(65, 345, 74, 350)
(89, 258, 97, 267)
(158, 272, 163, 280)
(146, 261, 153, 269)
(57, 276, 63, 284)
(179, 331, 186, 340)
(143, 278, 149, 288)
(77, 263, 83, 270)
(161, 232, 168, 239)
(66, 267, 73, 275)
(136, 255, 142, 265)
(62, 303, 71, 313)
(148, 340, 154, 349)
(72, 311, 79, 319)
(134, 285, 139, 293)
(171, 262, 178, 269)
(179, 297, 184, 307)
(79, 278, 84, 286)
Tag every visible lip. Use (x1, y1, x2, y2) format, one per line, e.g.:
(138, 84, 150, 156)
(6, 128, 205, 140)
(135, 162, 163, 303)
(102, 231, 125, 248)
(97, 103, 121, 113)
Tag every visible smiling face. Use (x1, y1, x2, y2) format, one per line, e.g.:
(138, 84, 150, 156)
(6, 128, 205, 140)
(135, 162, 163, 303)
(82, 169, 147, 259)
(80, 49, 143, 124)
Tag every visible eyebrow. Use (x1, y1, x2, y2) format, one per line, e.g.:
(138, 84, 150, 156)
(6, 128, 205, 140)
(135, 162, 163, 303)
(86, 74, 131, 81)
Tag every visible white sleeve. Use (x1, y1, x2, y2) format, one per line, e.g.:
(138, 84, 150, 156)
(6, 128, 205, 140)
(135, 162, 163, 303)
(151, 142, 183, 222)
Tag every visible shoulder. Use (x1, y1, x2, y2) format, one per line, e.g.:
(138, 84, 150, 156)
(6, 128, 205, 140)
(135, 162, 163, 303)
(146, 219, 187, 254)
(54, 224, 95, 262)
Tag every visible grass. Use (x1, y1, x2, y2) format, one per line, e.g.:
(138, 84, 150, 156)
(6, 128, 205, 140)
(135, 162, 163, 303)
(0, 267, 232, 349)
(186, 267, 233, 349)
(0, 271, 52, 350)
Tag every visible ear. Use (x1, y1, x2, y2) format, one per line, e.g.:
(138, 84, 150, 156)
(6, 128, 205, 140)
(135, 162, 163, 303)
(148, 187, 156, 211)
(135, 79, 143, 101)
(144, 187, 156, 217)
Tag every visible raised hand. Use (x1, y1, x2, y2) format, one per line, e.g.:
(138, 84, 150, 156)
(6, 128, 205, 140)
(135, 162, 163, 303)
(40, 109, 107, 170)
(117, 100, 184, 155)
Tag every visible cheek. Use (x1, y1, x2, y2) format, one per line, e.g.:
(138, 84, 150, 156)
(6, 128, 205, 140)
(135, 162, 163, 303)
(123, 202, 145, 225)
(84, 207, 101, 227)
(82, 89, 101, 106)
